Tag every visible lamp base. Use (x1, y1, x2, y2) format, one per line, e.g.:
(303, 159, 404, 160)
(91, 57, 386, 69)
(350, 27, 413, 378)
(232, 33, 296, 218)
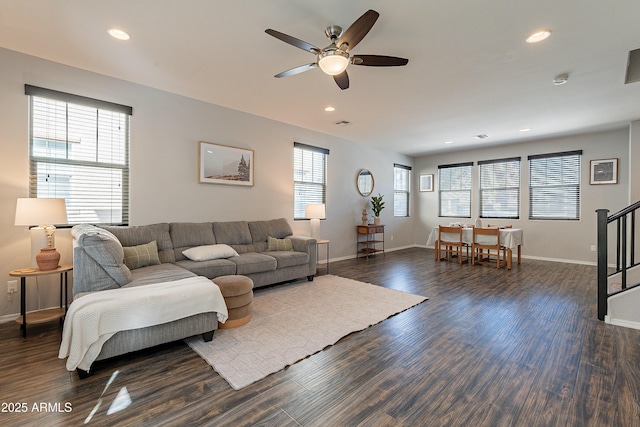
(36, 247, 61, 271)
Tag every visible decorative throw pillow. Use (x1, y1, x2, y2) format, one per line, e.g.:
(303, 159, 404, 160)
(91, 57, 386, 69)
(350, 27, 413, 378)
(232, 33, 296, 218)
(182, 244, 239, 261)
(266, 236, 293, 251)
(123, 240, 161, 270)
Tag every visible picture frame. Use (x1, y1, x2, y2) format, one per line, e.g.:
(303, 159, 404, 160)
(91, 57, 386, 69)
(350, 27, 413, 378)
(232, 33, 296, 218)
(420, 174, 434, 192)
(590, 158, 618, 185)
(199, 141, 254, 186)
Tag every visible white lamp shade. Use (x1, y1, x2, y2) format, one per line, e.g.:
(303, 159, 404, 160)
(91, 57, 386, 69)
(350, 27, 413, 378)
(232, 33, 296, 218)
(15, 198, 68, 226)
(305, 203, 326, 219)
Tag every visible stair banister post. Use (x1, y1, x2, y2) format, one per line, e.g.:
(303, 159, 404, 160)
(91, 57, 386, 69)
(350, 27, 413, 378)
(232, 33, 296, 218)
(596, 208, 609, 321)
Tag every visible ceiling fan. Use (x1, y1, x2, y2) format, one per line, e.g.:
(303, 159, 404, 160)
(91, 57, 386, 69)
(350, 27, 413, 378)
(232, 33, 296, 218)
(265, 9, 409, 90)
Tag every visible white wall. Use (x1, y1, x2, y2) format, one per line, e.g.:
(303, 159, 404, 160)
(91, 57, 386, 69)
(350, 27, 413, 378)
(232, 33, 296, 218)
(0, 48, 413, 318)
(413, 128, 630, 263)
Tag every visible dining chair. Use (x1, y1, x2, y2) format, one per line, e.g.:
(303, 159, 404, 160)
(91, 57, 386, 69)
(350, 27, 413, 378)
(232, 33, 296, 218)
(472, 227, 507, 268)
(438, 226, 469, 264)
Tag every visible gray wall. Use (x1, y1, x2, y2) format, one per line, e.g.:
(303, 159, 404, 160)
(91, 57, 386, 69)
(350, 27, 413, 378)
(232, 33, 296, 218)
(413, 128, 631, 263)
(1, 46, 637, 320)
(0, 47, 413, 318)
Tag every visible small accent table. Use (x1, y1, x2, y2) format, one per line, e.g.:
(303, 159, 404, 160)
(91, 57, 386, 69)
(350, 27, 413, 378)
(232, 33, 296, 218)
(317, 239, 330, 274)
(357, 225, 385, 259)
(9, 264, 73, 338)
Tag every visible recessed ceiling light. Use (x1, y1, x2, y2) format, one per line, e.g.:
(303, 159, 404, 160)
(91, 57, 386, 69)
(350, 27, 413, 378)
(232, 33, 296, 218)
(324, 106, 335, 112)
(108, 28, 130, 41)
(525, 30, 551, 44)
(519, 128, 531, 132)
(444, 141, 453, 144)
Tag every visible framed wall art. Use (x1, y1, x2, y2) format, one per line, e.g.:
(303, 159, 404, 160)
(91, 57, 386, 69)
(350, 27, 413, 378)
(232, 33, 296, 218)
(419, 174, 434, 192)
(199, 141, 254, 186)
(590, 158, 618, 185)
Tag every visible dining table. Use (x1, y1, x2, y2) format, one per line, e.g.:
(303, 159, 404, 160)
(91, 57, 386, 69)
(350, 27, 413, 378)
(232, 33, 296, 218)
(426, 226, 524, 269)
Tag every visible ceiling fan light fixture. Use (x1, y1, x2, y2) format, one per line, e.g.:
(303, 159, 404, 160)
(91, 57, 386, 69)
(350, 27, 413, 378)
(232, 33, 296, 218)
(318, 49, 349, 75)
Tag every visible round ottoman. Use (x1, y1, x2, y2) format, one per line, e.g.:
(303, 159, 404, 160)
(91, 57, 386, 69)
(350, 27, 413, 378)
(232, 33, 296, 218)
(214, 275, 254, 329)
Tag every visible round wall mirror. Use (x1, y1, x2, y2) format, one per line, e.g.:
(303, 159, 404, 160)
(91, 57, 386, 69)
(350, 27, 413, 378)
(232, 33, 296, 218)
(356, 169, 374, 196)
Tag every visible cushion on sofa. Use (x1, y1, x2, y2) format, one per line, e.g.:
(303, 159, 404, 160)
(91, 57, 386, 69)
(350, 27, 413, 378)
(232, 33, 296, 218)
(72, 224, 132, 287)
(123, 241, 161, 270)
(266, 236, 293, 251)
(230, 253, 277, 275)
(175, 258, 237, 278)
(124, 263, 197, 288)
(170, 222, 216, 261)
(102, 223, 175, 264)
(248, 218, 293, 243)
(213, 221, 252, 246)
(182, 244, 239, 261)
(262, 250, 309, 269)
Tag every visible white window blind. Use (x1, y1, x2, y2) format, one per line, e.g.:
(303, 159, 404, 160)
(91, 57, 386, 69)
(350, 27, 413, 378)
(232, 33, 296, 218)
(479, 157, 521, 219)
(26, 85, 131, 225)
(439, 162, 472, 218)
(293, 142, 329, 220)
(529, 150, 582, 220)
(394, 164, 411, 217)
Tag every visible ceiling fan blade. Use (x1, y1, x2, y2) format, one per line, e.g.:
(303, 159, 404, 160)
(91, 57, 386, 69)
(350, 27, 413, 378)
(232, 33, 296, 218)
(265, 29, 320, 54)
(351, 55, 409, 67)
(336, 9, 379, 52)
(333, 71, 349, 90)
(275, 63, 317, 78)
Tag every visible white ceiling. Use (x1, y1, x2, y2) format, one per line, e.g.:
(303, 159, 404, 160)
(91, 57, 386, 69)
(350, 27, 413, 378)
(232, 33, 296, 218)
(1, 0, 639, 156)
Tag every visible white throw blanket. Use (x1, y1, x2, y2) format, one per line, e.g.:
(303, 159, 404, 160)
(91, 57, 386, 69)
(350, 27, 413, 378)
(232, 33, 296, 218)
(59, 277, 228, 371)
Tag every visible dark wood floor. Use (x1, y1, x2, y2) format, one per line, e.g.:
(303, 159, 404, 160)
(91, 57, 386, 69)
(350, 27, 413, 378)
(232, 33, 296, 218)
(2, 248, 640, 426)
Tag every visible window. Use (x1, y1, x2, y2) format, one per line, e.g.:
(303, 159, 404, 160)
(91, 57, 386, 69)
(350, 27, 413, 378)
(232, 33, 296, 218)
(438, 162, 472, 217)
(394, 164, 411, 217)
(479, 157, 521, 219)
(293, 142, 329, 219)
(529, 150, 582, 220)
(26, 85, 131, 225)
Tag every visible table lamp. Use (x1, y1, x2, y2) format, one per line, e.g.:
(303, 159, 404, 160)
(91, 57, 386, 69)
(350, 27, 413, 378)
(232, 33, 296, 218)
(305, 203, 326, 240)
(14, 198, 68, 270)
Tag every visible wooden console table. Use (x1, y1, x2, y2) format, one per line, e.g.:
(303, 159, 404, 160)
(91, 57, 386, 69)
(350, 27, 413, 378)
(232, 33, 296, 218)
(9, 264, 72, 338)
(357, 225, 385, 259)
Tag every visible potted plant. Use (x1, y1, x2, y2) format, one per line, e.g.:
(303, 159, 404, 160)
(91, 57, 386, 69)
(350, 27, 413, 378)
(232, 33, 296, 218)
(370, 193, 385, 225)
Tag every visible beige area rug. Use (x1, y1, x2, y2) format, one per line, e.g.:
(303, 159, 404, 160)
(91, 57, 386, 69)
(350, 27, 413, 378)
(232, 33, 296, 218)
(185, 275, 427, 390)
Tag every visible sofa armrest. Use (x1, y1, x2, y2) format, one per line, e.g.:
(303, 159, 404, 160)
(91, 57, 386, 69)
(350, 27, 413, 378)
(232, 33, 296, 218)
(288, 236, 317, 277)
(288, 235, 316, 253)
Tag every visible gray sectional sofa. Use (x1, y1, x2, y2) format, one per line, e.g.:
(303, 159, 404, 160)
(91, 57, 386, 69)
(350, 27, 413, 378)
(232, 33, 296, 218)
(69, 218, 316, 376)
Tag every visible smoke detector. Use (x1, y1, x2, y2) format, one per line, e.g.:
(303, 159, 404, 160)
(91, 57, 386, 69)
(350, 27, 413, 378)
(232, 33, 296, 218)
(553, 73, 569, 85)
(474, 134, 489, 140)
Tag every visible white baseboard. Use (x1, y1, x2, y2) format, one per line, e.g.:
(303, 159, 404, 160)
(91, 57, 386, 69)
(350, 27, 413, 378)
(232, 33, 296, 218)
(326, 244, 419, 264)
(0, 313, 19, 324)
(605, 315, 640, 331)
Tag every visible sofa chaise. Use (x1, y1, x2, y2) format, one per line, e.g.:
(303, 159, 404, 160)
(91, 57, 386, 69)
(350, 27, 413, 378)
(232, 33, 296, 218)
(64, 218, 317, 377)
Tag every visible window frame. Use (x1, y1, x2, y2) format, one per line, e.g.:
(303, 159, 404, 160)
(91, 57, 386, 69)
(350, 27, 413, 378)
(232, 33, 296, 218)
(438, 162, 473, 218)
(478, 157, 521, 219)
(293, 142, 329, 220)
(26, 85, 132, 225)
(393, 163, 411, 217)
(528, 150, 582, 220)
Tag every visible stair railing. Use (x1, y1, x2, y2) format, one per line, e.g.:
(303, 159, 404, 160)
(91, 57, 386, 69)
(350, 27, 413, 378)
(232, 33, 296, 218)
(597, 200, 640, 320)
